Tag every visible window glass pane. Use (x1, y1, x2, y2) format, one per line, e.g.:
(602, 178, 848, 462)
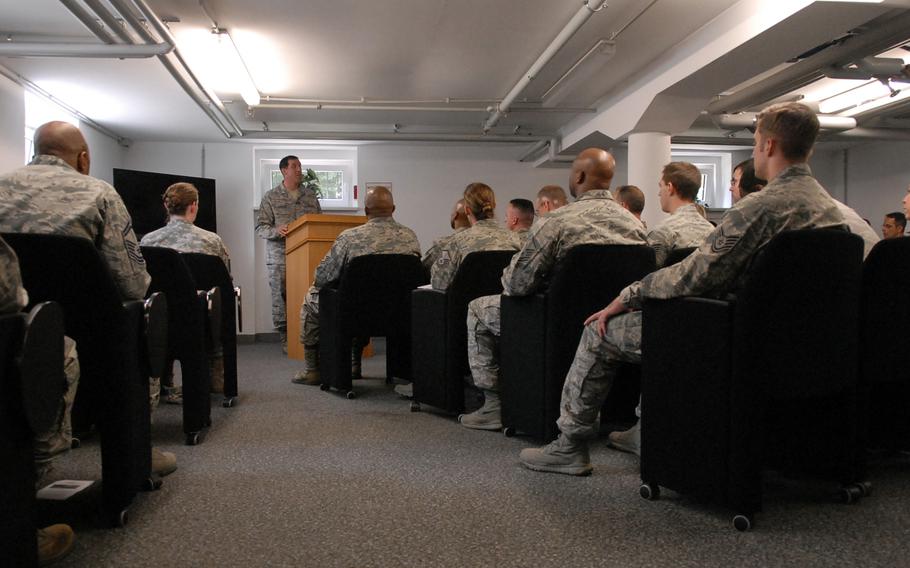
(316, 170, 343, 200)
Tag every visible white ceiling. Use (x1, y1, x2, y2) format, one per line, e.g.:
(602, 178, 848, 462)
(1, 0, 909, 147)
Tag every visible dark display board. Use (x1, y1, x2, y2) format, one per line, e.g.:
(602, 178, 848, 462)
(112, 168, 217, 238)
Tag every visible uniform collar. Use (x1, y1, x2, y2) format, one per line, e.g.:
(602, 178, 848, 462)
(29, 154, 76, 171)
(576, 189, 615, 202)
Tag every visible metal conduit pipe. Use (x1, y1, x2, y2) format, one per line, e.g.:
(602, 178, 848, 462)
(253, 102, 596, 114)
(241, 130, 554, 143)
(0, 42, 171, 58)
(60, 0, 117, 45)
(264, 96, 504, 105)
(127, 0, 244, 136)
(711, 113, 857, 131)
(84, 0, 136, 44)
(483, 0, 608, 133)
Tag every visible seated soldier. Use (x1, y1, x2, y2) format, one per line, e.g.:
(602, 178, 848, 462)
(614, 185, 647, 229)
(505, 198, 535, 246)
(730, 158, 766, 204)
(519, 102, 848, 476)
(0, 121, 176, 478)
(606, 162, 715, 456)
(534, 185, 568, 219)
(459, 148, 648, 431)
(0, 236, 76, 565)
(422, 198, 471, 272)
(141, 182, 233, 399)
(292, 186, 421, 385)
(431, 183, 520, 291)
(882, 212, 906, 240)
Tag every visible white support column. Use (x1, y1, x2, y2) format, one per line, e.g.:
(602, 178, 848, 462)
(627, 132, 671, 230)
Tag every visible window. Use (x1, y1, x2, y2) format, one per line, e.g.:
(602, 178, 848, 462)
(671, 150, 733, 209)
(24, 91, 79, 163)
(255, 147, 358, 210)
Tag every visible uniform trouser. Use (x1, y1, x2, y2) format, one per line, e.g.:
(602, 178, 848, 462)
(34, 336, 80, 467)
(556, 311, 642, 439)
(466, 294, 502, 392)
(267, 263, 287, 332)
(299, 286, 320, 347)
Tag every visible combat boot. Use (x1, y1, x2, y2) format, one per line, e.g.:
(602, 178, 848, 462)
(351, 341, 364, 380)
(607, 420, 641, 456)
(279, 331, 288, 354)
(291, 345, 321, 385)
(458, 390, 502, 430)
(519, 434, 592, 476)
(37, 524, 75, 566)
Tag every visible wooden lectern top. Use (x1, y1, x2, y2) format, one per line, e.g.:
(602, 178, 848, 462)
(286, 214, 368, 255)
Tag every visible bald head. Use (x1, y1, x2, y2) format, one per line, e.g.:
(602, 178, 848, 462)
(451, 198, 470, 230)
(365, 185, 395, 218)
(33, 121, 90, 175)
(569, 148, 615, 198)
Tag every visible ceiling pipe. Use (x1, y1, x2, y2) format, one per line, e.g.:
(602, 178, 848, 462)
(828, 127, 910, 141)
(59, 0, 117, 45)
(711, 113, 857, 131)
(83, 0, 136, 44)
(241, 130, 554, 143)
(252, 102, 596, 114)
(264, 96, 504, 105)
(0, 42, 171, 58)
(482, 0, 608, 133)
(707, 10, 910, 115)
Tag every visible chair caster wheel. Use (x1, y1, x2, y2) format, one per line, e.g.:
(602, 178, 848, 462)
(70, 437, 81, 449)
(840, 481, 872, 503)
(410, 402, 421, 412)
(639, 482, 660, 501)
(502, 427, 515, 437)
(142, 476, 162, 491)
(733, 514, 753, 532)
(186, 432, 201, 446)
(319, 383, 330, 391)
(111, 508, 129, 528)
(346, 390, 356, 399)
(222, 397, 235, 408)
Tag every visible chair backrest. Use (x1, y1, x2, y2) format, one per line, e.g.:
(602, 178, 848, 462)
(860, 237, 910, 385)
(180, 252, 235, 329)
(447, 250, 515, 309)
(141, 246, 204, 358)
(333, 254, 426, 334)
(734, 229, 863, 397)
(664, 246, 697, 268)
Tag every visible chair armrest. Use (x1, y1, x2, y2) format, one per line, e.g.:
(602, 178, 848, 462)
(206, 287, 222, 350)
(142, 292, 168, 379)
(234, 286, 242, 333)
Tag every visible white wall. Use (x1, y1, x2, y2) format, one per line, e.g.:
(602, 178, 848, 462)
(0, 75, 25, 172)
(84, 125, 125, 184)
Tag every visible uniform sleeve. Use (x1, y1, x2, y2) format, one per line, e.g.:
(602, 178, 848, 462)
(647, 225, 673, 268)
(430, 242, 462, 290)
(619, 204, 768, 309)
(0, 238, 28, 314)
(501, 217, 558, 296)
(255, 193, 281, 241)
(99, 190, 151, 300)
(313, 234, 348, 288)
(218, 239, 232, 274)
(422, 240, 441, 272)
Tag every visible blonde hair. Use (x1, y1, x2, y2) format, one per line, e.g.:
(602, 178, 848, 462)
(463, 182, 496, 221)
(163, 182, 199, 216)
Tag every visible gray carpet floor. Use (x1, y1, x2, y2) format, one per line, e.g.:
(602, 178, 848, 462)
(41, 342, 910, 567)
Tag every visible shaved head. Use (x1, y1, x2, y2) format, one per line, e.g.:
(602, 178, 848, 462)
(33, 121, 90, 175)
(365, 185, 395, 218)
(569, 148, 615, 198)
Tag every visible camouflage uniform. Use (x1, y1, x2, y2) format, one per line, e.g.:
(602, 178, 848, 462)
(647, 203, 715, 267)
(256, 183, 322, 332)
(833, 199, 879, 259)
(515, 227, 531, 248)
(430, 219, 519, 290)
(299, 217, 421, 346)
(557, 164, 847, 439)
(422, 227, 467, 273)
(0, 155, 150, 300)
(467, 190, 648, 391)
(141, 217, 232, 272)
(0, 236, 79, 470)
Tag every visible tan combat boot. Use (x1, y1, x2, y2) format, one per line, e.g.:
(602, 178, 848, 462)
(519, 434, 593, 476)
(458, 390, 502, 430)
(37, 524, 75, 565)
(292, 345, 320, 385)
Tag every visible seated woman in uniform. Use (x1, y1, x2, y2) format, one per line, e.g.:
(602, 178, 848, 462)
(140, 182, 232, 401)
(430, 182, 520, 290)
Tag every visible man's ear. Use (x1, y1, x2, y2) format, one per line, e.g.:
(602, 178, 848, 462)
(77, 151, 90, 175)
(667, 182, 679, 198)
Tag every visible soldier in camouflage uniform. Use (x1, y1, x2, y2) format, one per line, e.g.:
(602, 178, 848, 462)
(292, 186, 421, 385)
(614, 185, 647, 230)
(256, 155, 322, 352)
(605, 162, 715, 456)
(505, 198, 535, 248)
(431, 184, 520, 290)
(459, 148, 648, 431)
(520, 103, 849, 476)
(0, 122, 176, 480)
(140, 182, 231, 271)
(422, 199, 471, 272)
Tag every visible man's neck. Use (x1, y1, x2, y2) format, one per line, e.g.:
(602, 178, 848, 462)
(283, 180, 299, 192)
(765, 159, 804, 183)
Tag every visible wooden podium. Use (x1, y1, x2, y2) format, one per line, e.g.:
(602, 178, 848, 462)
(285, 214, 367, 360)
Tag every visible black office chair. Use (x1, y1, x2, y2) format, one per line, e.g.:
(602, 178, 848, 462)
(181, 252, 240, 408)
(639, 229, 867, 531)
(142, 246, 213, 445)
(4, 232, 165, 527)
(411, 250, 516, 413)
(860, 238, 910, 451)
(499, 244, 656, 441)
(319, 254, 427, 398)
(0, 302, 63, 568)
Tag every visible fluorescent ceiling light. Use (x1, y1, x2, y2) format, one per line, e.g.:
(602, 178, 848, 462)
(174, 27, 261, 106)
(818, 80, 890, 113)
